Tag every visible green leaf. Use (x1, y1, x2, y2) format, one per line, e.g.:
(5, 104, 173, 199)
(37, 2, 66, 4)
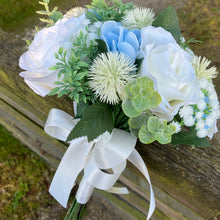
(129, 127, 139, 138)
(132, 96, 151, 112)
(152, 6, 181, 44)
(67, 102, 114, 142)
(128, 111, 151, 129)
(58, 89, 71, 97)
(122, 98, 140, 117)
(58, 47, 63, 55)
(139, 125, 155, 144)
(86, 10, 99, 23)
(147, 116, 160, 133)
(48, 87, 60, 96)
(75, 72, 87, 80)
(75, 101, 88, 118)
(171, 127, 210, 147)
(155, 130, 172, 144)
(54, 81, 64, 85)
(48, 65, 59, 71)
(36, 10, 48, 15)
(49, 11, 63, 23)
(96, 39, 108, 53)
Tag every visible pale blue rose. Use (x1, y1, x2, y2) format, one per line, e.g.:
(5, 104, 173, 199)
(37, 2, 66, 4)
(101, 20, 141, 61)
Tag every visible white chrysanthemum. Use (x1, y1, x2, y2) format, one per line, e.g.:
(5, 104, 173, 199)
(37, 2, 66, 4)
(197, 100, 207, 110)
(179, 106, 194, 118)
(183, 116, 195, 127)
(64, 7, 86, 19)
(170, 121, 181, 133)
(121, 7, 155, 30)
(195, 111, 203, 119)
(196, 119, 205, 129)
(192, 56, 218, 79)
(89, 52, 137, 104)
(197, 128, 208, 138)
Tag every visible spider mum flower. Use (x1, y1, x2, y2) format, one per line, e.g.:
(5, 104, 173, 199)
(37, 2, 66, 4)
(192, 56, 218, 79)
(122, 7, 155, 30)
(64, 7, 85, 19)
(89, 52, 137, 104)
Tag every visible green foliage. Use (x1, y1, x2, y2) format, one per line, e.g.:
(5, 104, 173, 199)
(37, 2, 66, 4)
(122, 77, 161, 117)
(48, 47, 93, 103)
(86, 10, 100, 23)
(180, 37, 202, 50)
(73, 31, 99, 61)
(75, 100, 88, 118)
(86, 0, 133, 22)
(37, 0, 63, 26)
(48, 30, 108, 103)
(122, 98, 140, 118)
(153, 6, 181, 44)
(140, 116, 176, 144)
(67, 102, 114, 142)
(112, 104, 129, 131)
(96, 39, 108, 53)
(171, 127, 210, 147)
(122, 77, 175, 145)
(128, 111, 151, 129)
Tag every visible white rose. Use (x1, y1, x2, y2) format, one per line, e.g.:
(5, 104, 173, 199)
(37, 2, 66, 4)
(19, 14, 89, 96)
(138, 26, 176, 58)
(140, 43, 200, 121)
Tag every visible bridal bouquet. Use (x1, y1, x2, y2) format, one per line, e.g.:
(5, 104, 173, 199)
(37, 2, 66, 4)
(19, 0, 219, 219)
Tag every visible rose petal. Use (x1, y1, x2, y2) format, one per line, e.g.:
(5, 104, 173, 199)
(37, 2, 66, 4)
(118, 42, 136, 61)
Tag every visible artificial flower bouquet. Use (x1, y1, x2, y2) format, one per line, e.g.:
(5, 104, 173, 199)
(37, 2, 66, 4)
(19, 0, 219, 219)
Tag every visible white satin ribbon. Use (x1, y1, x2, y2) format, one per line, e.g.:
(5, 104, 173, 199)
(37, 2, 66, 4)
(44, 108, 155, 220)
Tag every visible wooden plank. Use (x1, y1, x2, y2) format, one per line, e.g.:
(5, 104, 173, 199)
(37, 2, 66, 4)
(0, 99, 65, 167)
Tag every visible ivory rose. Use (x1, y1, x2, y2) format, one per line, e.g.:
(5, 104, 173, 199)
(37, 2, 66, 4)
(140, 43, 200, 121)
(19, 14, 89, 96)
(138, 26, 176, 58)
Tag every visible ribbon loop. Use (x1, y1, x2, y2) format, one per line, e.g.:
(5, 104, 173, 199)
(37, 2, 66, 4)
(44, 108, 79, 141)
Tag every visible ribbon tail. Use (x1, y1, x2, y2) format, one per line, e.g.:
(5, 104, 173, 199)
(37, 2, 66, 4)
(106, 187, 129, 194)
(128, 149, 155, 220)
(49, 138, 93, 208)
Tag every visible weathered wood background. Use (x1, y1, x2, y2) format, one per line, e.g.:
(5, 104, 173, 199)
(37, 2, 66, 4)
(0, 0, 219, 219)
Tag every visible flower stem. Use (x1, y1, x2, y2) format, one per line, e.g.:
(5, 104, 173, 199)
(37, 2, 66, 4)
(64, 198, 86, 220)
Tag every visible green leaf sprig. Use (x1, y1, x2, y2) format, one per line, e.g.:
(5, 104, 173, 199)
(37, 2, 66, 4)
(37, 0, 63, 26)
(86, 0, 133, 22)
(48, 47, 93, 103)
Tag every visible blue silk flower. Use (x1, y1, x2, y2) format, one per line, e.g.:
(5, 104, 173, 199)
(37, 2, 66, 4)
(101, 21, 141, 61)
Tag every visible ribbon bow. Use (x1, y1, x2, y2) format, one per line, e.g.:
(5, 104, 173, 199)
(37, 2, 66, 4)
(44, 108, 155, 220)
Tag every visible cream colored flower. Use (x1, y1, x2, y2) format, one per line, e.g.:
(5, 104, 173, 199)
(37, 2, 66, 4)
(192, 56, 218, 79)
(89, 52, 137, 104)
(64, 7, 85, 19)
(121, 7, 155, 30)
